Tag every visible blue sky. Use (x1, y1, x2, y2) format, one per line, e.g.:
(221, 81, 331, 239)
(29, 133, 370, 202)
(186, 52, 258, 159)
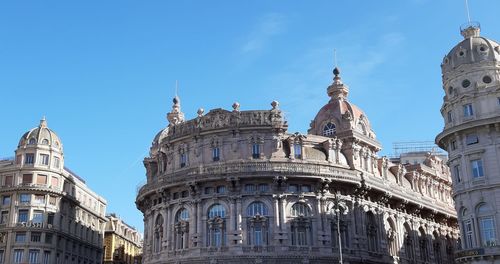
(1, 0, 499, 232)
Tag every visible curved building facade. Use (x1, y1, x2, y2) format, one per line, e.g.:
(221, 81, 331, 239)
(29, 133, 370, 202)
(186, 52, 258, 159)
(0, 119, 108, 264)
(138, 67, 459, 264)
(437, 23, 500, 263)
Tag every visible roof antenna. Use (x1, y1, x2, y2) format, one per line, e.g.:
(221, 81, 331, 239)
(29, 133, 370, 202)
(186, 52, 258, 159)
(465, 0, 471, 23)
(334, 49, 338, 68)
(175, 80, 179, 97)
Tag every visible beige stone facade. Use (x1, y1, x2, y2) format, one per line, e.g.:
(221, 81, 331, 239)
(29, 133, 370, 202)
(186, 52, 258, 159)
(104, 214, 142, 264)
(0, 119, 108, 264)
(137, 66, 459, 263)
(437, 23, 500, 263)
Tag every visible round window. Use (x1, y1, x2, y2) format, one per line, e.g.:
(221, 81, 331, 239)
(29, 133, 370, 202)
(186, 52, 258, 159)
(462, 79, 471, 88)
(458, 50, 465, 57)
(483, 76, 492, 84)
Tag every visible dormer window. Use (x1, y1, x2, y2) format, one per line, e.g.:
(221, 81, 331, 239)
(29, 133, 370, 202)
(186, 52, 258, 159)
(28, 138, 36, 145)
(294, 143, 302, 159)
(41, 139, 49, 145)
(323, 122, 336, 136)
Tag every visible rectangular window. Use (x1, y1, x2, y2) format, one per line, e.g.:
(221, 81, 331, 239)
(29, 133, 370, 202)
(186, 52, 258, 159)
(288, 184, 298, 193)
(4, 175, 12, 187)
(47, 213, 54, 225)
(258, 184, 268, 192)
(301, 185, 311, 192)
(42, 251, 50, 264)
(252, 144, 261, 159)
(25, 153, 34, 164)
(180, 153, 187, 168)
(22, 174, 32, 184)
(19, 194, 30, 204)
(2, 196, 10, 206)
(454, 165, 461, 183)
(216, 186, 226, 194)
(45, 233, 53, 244)
(32, 210, 43, 223)
(28, 249, 39, 264)
(466, 134, 479, 145)
(49, 196, 56, 206)
(39, 154, 49, 165)
(464, 220, 473, 248)
(36, 174, 47, 185)
(50, 177, 59, 189)
(294, 144, 302, 159)
(15, 232, 26, 242)
(244, 184, 256, 193)
(0, 211, 9, 224)
(447, 111, 453, 123)
(34, 195, 45, 205)
(204, 187, 213, 194)
(53, 157, 60, 168)
(464, 104, 474, 117)
(471, 159, 484, 178)
(13, 249, 23, 263)
(31, 232, 41, 242)
(480, 217, 496, 246)
(451, 140, 457, 151)
(212, 147, 220, 161)
(17, 210, 28, 222)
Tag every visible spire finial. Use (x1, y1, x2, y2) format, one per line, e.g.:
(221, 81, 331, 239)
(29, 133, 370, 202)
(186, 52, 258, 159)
(175, 80, 178, 97)
(167, 81, 185, 125)
(465, 0, 471, 23)
(40, 116, 47, 128)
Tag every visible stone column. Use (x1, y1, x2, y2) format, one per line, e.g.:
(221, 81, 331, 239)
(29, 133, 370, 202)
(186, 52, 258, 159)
(164, 206, 170, 251)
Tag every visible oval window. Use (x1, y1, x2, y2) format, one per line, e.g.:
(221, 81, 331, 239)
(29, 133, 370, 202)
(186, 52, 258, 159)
(462, 79, 471, 88)
(483, 76, 492, 84)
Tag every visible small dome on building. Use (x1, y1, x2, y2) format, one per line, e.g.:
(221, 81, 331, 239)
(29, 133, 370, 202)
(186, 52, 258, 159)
(18, 117, 63, 151)
(442, 23, 500, 74)
(309, 67, 376, 140)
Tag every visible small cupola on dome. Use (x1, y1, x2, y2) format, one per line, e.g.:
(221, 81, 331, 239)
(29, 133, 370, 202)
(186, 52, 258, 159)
(441, 22, 500, 75)
(309, 66, 378, 143)
(18, 117, 63, 152)
(327, 67, 349, 101)
(166, 96, 185, 126)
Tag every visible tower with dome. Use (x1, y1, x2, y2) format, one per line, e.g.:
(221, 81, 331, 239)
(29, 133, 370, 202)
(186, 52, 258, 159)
(436, 22, 500, 262)
(137, 65, 459, 264)
(0, 118, 108, 264)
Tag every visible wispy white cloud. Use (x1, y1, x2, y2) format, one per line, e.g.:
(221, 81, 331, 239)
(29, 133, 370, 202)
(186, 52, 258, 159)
(241, 13, 287, 54)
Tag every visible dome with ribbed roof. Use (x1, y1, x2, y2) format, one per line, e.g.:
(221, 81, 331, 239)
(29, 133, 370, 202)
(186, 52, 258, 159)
(441, 23, 500, 74)
(18, 117, 63, 152)
(308, 67, 377, 142)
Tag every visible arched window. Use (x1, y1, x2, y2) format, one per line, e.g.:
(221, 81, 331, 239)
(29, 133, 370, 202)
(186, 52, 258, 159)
(290, 203, 312, 246)
(154, 214, 164, 253)
(403, 223, 414, 260)
(323, 122, 336, 137)
(41, 139, 49, 145)
(366, 212, 378, 252)
(207, 204, 226, 247)
(433, 231, 443, 264)
(477, 203, 497, 247)
(419, 227, 429, 262)
(461, 208, 474, 248)
(28, 138, 37, 145)
(331, 204, 349, 250)
(246, 202, 269, 246)
(174, 208, 189, 250)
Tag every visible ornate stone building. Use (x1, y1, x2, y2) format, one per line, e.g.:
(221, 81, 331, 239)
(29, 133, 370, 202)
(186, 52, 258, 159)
(0, 119, 108, 264)
(104, 213, 143, 264)
(436, 23, 500, 263)
(137, 67, 459, 263)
